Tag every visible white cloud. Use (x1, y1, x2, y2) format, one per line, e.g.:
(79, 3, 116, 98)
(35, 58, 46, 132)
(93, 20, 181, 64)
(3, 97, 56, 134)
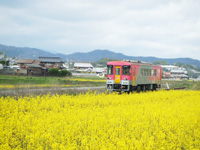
(0, 0, 200, 60)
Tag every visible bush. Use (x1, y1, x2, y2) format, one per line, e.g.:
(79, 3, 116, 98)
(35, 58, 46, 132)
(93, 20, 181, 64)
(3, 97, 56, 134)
(60, 70, 72, 76)
(49, 68, 60, 76)
(48, 68, 72, 76)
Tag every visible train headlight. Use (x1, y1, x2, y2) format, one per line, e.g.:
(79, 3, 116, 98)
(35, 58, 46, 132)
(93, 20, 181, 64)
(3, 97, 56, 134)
(107, 77, 111, 80)
(123, 78, 128, 80)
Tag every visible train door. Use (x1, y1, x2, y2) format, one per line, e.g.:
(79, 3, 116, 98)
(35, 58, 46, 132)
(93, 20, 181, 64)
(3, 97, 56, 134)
(115, 66, 121, 84)
(133, 67, 136, 86)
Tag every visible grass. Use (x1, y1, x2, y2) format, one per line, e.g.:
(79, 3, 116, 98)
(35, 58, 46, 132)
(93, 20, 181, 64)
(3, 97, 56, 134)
(0, 75, 106, 86)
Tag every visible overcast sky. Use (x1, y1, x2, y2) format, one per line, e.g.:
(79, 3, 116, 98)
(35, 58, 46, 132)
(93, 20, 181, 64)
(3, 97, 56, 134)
(0, 0, 200, 60)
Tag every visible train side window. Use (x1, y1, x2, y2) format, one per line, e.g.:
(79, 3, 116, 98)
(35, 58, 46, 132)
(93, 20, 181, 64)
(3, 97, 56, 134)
(115, 67, 120, 75)
(107, 65, 113, 75)
(141, 69, 144, 76)
(151, 70, 154, 76)
(158, 69, 160, 76)
(154, 69, 157, 76)
(122, 65, 130, 75)
(149, 69, 151, 76)
(145, 69, 148, 76)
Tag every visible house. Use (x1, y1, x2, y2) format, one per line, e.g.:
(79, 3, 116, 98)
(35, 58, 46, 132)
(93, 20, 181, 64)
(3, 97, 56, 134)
(24, 64, 47, 76)
(38, 57, 64, 69)
(162, 71, 172, 79)
(161, 65, 189, 80)
(74, 63, 93, 71)
(170, 70, 189, 80)
(92, 67, 106, 74)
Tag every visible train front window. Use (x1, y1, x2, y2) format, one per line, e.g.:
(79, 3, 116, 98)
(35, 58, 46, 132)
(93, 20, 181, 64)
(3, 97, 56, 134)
(107, 65, 113, 75)
(115, 67, 120, 75)
(122, 65, 130, 75)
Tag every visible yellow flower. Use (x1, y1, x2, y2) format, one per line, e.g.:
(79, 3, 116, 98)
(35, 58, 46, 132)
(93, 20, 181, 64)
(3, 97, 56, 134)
(0, 91, 200, 149)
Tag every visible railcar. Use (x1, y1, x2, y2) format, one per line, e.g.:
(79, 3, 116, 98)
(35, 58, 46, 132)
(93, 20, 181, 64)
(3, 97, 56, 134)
(106, 60, 162, 92)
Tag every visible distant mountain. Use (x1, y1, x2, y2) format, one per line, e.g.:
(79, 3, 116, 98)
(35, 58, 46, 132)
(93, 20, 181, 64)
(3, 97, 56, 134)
(65, 49, 200, 68)
(1, 44, 200, 68)
(0, 44, 64, 59)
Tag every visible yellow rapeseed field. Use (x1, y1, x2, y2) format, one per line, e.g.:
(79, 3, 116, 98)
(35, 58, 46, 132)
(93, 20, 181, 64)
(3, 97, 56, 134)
(0, 90, 200, 149)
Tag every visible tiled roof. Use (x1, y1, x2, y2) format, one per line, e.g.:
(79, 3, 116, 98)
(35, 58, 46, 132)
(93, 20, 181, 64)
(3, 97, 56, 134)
(32, 60, 41, 64)
(26, 64, 42, 68)
(171, 70, 187, 74)
(17, 59, 35, 64)
(74, 63, 93, 68)
(38, 57, 63, 63)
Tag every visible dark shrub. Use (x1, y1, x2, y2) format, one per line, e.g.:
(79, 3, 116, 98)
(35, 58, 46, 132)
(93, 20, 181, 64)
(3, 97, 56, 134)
(49, 68, 72, 76)
(49, 68, 60, 76)
(60, 70, 72, 76)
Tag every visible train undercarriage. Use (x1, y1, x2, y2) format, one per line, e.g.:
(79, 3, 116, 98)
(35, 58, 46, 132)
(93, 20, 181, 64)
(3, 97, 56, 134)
(107, 83, 160, 93)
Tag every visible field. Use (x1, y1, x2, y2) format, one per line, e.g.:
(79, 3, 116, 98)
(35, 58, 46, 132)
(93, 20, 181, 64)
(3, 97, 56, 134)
(0, 90, 200, 149)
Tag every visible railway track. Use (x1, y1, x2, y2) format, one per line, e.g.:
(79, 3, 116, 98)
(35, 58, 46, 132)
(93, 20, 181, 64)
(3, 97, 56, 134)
(164, 87, 186, 91)
(160, 83, 186, 91)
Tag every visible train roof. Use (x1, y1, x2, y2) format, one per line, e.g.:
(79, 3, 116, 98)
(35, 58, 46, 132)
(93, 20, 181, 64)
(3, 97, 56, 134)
(107, 60, 161, 67)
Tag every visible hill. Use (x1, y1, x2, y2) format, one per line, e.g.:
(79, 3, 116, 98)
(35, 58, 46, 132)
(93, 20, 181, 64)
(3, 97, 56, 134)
(0, 44, 64, 59)
(0, 44, 200, 68)
(66, 49, 200, 68)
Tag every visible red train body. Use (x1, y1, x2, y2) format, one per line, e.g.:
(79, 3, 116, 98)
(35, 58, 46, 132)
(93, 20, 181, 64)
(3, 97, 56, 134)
(106, 60, 162, 92)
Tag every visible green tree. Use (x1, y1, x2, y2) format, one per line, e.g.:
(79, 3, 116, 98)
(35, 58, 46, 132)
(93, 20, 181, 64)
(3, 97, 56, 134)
(0, 61, 9, 66)
(97, 58, 121, 67)
(49, 68, 60, 76)
(153, 60, 169, 65)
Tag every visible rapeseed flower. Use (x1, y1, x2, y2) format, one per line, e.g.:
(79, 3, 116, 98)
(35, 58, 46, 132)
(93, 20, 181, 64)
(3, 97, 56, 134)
(0, 91, 200, 149)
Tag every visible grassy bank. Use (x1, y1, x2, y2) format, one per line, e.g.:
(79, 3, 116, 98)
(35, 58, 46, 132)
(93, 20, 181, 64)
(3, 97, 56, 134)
(0, 75, 106, 87)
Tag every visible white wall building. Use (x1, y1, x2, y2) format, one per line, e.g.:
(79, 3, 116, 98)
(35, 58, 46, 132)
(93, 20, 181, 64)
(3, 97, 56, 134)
(0, 64, 3, 70)
(92, 67, 106, 73)
(74, 63, 93, 71)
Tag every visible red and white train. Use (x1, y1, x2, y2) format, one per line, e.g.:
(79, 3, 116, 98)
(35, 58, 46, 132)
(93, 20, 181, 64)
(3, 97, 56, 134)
(106, 60, 162, 92)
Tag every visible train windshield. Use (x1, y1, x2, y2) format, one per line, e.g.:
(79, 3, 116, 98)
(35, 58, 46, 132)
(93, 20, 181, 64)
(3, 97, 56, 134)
(122, 65, 131, 75)
(107, 65, 113, 75)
